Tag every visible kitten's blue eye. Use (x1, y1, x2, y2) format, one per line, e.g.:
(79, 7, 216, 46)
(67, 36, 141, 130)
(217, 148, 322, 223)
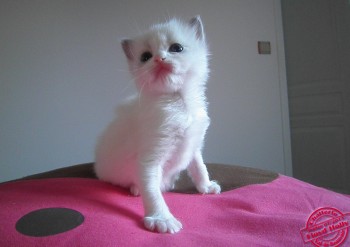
(140, 52, 152, 63)
(169, 43, 183, 53)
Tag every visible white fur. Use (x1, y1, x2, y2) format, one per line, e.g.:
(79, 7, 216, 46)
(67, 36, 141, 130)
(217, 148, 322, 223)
(95, 16, 220, 234)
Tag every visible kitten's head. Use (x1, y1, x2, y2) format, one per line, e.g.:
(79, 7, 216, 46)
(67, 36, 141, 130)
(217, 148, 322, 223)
(122, 16, 209, 95)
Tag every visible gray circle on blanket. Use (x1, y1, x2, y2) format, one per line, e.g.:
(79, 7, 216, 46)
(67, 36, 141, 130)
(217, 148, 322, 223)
(16, 208, 84, 237)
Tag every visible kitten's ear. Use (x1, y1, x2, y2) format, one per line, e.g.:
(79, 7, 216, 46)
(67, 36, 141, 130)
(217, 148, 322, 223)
(189, 16, 205, 41)
(121, 39, 134, 60)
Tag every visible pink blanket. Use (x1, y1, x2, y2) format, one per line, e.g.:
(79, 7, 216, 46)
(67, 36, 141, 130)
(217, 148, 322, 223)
(0, 175, 349, 246)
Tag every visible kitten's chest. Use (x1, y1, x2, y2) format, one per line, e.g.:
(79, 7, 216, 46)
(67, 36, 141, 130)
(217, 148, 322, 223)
(164, 104, 209, 136)
(138, 96, 209, 135)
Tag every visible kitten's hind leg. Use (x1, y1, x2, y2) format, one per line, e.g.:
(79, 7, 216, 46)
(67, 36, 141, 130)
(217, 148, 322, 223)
(187, 150, 221, 194)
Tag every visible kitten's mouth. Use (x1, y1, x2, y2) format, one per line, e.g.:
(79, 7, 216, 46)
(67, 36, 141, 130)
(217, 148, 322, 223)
(153, 62, 173, 79)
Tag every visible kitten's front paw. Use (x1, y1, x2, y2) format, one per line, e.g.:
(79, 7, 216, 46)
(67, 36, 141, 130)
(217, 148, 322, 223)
(197, 180, 221, 194)
(144, 215, 182, 234)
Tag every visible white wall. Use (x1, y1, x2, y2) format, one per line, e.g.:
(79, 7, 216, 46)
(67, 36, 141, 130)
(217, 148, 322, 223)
(0, 0, 291, 182)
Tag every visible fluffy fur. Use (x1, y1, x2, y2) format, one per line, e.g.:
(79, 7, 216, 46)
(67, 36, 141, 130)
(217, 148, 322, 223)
(95, 16, 220, 234)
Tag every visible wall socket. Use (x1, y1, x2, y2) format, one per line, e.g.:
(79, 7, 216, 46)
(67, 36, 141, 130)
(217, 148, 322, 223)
(258, 41, 271, 54)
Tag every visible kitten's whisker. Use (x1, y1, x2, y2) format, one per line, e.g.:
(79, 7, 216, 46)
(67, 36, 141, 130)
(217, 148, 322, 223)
(117, 79, 134, 97)
(126, 66, 154, 105)
(116, 68, 130, 73)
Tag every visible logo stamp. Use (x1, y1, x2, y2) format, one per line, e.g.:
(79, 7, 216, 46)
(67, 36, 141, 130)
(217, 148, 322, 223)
(301, 207, 350, 247)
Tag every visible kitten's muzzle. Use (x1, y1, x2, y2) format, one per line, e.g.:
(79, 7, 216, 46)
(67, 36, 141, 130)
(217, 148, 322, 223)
(153, 61, 173, 78)
(154, 56, 167, 63)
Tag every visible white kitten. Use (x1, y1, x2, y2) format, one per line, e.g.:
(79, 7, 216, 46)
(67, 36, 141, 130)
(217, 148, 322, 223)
(95, 16, 220, 234)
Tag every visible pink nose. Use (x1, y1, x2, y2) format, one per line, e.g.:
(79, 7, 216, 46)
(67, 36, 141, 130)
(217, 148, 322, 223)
(154, 56, 166, 62)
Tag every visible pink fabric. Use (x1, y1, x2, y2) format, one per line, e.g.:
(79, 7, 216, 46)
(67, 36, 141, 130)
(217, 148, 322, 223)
(0, 176, 349, 246)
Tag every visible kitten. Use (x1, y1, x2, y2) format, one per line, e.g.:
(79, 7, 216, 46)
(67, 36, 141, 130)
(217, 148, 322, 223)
(94, 16, 220, 234)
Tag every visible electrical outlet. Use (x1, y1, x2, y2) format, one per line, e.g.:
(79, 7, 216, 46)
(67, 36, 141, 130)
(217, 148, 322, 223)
(258, 41, 271, 54)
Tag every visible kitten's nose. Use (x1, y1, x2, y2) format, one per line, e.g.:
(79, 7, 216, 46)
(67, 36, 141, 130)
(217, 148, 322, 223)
(154, 56, 166, 63)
